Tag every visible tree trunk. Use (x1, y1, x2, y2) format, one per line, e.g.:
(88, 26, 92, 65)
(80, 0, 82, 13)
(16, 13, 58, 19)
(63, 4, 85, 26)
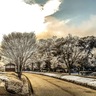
(37, 62, 41, 72)
(47, 61, 51, 72)
(17, 72, 22, 79)
(77, 67, 80, 75)
(68, 67, 71, 75)
(31, 63, 34, 71)
(17, 64, 22, 79)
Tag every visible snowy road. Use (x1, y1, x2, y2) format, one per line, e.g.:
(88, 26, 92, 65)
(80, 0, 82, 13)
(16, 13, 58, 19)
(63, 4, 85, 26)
(24, 73, 96, 96)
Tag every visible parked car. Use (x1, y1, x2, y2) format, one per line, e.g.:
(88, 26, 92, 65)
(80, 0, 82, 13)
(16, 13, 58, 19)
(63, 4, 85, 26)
(80, 71, 93, 75)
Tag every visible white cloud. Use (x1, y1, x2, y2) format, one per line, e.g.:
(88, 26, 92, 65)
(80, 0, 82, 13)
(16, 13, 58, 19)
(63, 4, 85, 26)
(42, 0, 62, 16)
(0, 0, 39, 34)
(0, 0, 62, 42)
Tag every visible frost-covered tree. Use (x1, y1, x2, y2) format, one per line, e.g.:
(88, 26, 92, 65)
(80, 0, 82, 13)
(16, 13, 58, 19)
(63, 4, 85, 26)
(77, 36, 96, 70)
(78, 36, 96, 56)
(1, 32, 36, 79)
(50, 35, 86, 74)
(36, 37, 58, 71)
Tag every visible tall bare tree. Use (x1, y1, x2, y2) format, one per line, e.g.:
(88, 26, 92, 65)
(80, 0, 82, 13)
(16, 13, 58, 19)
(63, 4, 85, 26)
(1, 32, 36, 79)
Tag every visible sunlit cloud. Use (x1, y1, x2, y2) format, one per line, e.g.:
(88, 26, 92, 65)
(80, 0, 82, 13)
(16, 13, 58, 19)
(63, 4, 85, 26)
(37, 15, 96, 39)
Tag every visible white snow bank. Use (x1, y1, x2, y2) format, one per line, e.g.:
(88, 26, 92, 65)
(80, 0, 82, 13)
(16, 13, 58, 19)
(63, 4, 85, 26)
(0, 76, 9, 81)
(5, 76, 29, 95)
(44, 73, 58, 77)
(6, 79, 23, 93)
(61, 76, 96, 88)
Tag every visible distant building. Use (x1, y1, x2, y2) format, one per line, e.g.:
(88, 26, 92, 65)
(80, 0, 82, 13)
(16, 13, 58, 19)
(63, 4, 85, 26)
(5, 63, 16, 72)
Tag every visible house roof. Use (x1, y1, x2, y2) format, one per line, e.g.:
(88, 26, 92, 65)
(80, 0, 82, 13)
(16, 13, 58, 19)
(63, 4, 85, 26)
(5, 63, 15, 66)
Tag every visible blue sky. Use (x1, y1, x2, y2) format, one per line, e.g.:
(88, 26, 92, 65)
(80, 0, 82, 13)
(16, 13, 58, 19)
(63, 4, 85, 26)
(55, 0, 96, 24)
(48, 0, 96, 26)
(36, 0, 96, 24)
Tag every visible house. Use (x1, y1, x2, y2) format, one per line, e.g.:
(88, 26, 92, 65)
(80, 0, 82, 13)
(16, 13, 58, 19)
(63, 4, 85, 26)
(5, 63, 16, 72)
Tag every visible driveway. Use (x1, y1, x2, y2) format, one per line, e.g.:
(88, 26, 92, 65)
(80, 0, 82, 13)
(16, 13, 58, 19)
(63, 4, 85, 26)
(24, 73, 96, 96)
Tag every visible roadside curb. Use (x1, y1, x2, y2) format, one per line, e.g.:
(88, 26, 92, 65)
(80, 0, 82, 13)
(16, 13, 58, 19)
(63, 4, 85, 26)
(23, 74, 34, 96)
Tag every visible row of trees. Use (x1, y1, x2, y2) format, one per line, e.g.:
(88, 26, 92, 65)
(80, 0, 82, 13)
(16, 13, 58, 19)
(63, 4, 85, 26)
(31, 35, 96, 75)
(0, 32, 96, 79)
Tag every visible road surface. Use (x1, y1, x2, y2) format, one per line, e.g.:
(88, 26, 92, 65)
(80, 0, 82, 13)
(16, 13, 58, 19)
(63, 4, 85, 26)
(24, 73, 96, 96)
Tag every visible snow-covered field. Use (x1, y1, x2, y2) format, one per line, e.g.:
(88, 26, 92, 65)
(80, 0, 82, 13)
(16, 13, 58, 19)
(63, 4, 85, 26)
(27, 71, 96, 90)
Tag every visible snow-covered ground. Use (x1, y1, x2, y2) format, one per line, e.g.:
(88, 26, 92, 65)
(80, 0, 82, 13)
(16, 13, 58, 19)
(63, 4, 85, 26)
(0, 75, 9, 81)
(27, 71, 96, 89)
(0, 73, 30, 95)
(61, 75, 96, 88)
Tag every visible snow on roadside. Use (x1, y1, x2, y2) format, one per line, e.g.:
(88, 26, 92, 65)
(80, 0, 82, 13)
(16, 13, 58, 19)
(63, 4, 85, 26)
(0, 75, 9, 81)
(0, 75, 9, 90)
(5, 75, 29, 95)
(28, 71, 96, 89)
(45, 73, 96, 89)
(44, 73, 58, 77)
(61, 76, 96, 87)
